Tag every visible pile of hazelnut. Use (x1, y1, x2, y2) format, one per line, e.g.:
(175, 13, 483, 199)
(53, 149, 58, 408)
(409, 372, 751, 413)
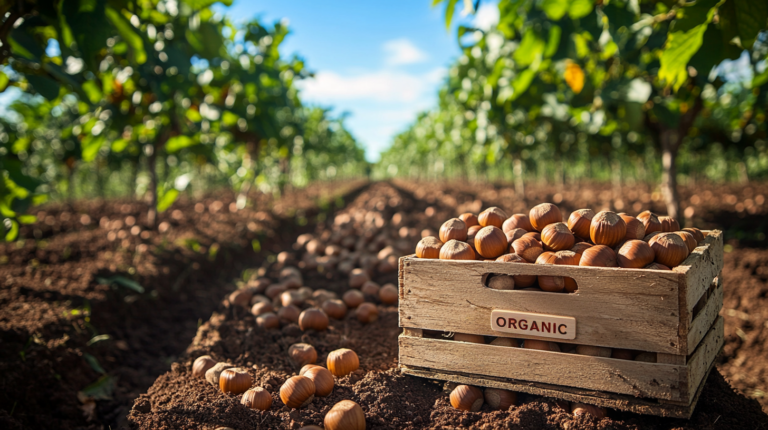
(416, 204, 705, 293)
(192, 345, 364, 430)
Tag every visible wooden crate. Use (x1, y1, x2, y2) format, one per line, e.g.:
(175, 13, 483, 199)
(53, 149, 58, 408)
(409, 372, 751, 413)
(398, 230, 724, 418)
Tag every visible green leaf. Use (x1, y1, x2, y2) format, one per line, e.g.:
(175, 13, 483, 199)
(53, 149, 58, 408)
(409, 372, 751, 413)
(80, 375, 115, 400)
(104, 6, 147, 65)
(510, 69, 536, 101)
(544, 25, 561, 58)
(182, 0, 234, 8)
(444, 0, 460, 29)
(659, 0, 722, 91)
(0, 71, 8, 92)
(18, 215, 37, 224)
(568, 0, 593, 19)
(8, 26, 44, 60)
(4, 220, 19, 242)
(165, 136, 197, 153)
(731, 0, 767, 49)
(157, 188, 179, 212)
(111, 139, 129, 152)
(81, 80, 103, 104)
(87, 334, 111, 346)
(222, 111, 239, 127)
(514, 29, 544, 67)
(5, 159, 44, 191)
(83, 353, 106, 374)
(81, 135, 105, 162)
(26, 75, 61, 100)
(97, 276, 145, 293)
(185, 108, 203, 122)
(541, 0, 569, 21)
(754, 66, 768, 87)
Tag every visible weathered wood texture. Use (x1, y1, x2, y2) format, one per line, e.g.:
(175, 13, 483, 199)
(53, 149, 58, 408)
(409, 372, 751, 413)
(399, 230, 723, 355)
(687, 276, 722, 354)
(399, 316, 723, 415)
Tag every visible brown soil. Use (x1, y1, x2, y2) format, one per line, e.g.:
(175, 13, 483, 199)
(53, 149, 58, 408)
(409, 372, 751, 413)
(2, 179, 767, 430)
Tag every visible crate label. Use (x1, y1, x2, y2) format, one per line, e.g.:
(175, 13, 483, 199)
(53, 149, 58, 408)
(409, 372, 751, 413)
(490, 310, 576, 340)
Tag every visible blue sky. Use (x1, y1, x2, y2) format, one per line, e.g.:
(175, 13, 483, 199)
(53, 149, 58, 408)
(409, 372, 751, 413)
(220, 1, 499, 161)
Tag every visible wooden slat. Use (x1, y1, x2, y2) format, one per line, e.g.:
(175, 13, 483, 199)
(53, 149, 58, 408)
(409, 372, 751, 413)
(686, 316, 724, 402)
(687, 277, 723, 353)
(657, 354, 686, 365)
(400, 257, 682, 353)
(402, 328, 423, 337)
(676, 230, 723, 315)
(398, 335, 686, 401)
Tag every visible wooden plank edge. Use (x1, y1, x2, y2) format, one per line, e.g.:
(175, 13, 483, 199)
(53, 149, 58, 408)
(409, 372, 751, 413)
(680, 230, 724, 315)
(686, 316, 724, 401)
(686, 277, 723, 354)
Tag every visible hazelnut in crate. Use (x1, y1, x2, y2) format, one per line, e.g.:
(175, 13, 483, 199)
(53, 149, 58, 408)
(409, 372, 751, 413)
(399, 204, 723, 418)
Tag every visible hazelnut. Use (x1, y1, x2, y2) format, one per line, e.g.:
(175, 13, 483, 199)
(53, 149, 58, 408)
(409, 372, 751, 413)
(379, 283, 398, 305)
(529, 203, 562, 232)
(228, 289, 252, 307)
(439, 239, 476, 260)
(300, 426, 323, 430)
(487, 274, 515, 290)
(265, 283, 287, 299)
(219, 368, 252, 394)
(570, 242, 592, 256)
(637, 211, 662, 235)
(478, 207, 508, 228)
(617, 240, 655, 268)
(575, 345, 612, 357)
(567, 209, 595, 239)
(682, 227, 705, 244)
(241, 387, 272, 410)
(192, 355, 216, 378)
(304, 366, 334, 397)
(524, 231, 542, 242)
(643, 231, 663, 243)
(342, 289, 365, 308)
(474, 226, 508, 258)
(299, 364, 320, 376)
(279, 375, 315, 408)
(256, 312, 280, 329)
(327, 348, 359, 377)
(538, 250, 579, 293)
(360, 281, 380, 297)
(495, 253, 536, 287)
(659, 216, 680, 232)
(649, 233, 689, 267)
(453, 333, 485, 344)
(306, 239, 324, 255)
(205, 362, 233, 386)
(535, 251, 555, 264)
(484, 388, 517, 410)
(450, 385, 484, 412)
(324, 400, 366, 430)
(250, 294, 271, 306)
(502, 214, 534, 232)
(356, 302, 378, 323)
(440, 218, 468, 242)
(288, 343, 317, 367)
(675, 231, 697, 253)
(620, 214, 646, 241)
(489, 337, 518, 347)
(571, 402, 607, 419)
(278, 304, 301, 324)
(322, 299, 348, 319)
(312, 289, 337, 304)
(466, 225, 483, 244)
(298, 308, 329, 331)
(523, 339, 561, 352)
(459, 213, 479, 228)
(280, 290, 303, 307)
(541, 222, 576, 251)
(644, 262, 671, 270)
(578, 245, 617, 267)
(511, 236, 544, 263)
(251, 301, 274, 316)
(348, 268, 369, 288)
(504, 227, 527, 245)
(587, 212, 624, 247)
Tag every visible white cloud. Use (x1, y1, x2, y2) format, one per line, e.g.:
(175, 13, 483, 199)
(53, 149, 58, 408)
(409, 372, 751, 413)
(473, 3, 499, 31)
(298, 67, 445, 103)
(383, 38, 428, 66)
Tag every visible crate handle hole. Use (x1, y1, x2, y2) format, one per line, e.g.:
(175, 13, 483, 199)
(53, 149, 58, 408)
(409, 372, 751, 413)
(483, 273, 579, 293)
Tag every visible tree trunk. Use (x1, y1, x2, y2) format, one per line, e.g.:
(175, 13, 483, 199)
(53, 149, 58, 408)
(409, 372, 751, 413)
(146, 145, 158, 228)
(67, 166, 76, 202)
(660, 129, 680, 220)
(513, 158, 525, 197)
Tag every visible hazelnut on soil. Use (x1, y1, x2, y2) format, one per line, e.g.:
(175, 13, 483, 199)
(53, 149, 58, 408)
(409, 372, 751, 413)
(327, 348, 359, 377)
(228, 289, 252, 307)
(251, 301, 274, 316)
(637, 211, 662, 235)
(356, 302, 379, 323)
(205, 362, 233, 386)
(567, 209, 595, 239)
(590, 211, 626, 247)
(649, 233, 689, 267)
(530, 203, 562, 232)
(324, 400, 366, 430)
(241, 387, 272, 410)
(511, 236, 544, 263)
(298, 308, 329, 331)
(579, 245, 617, 267)
(280, 290, 303, 307)
(360, 281, 380, 297)
(192, 355, 216, 378)
(280, 375, 315, 408)
(219, 368, 252, 394)
(475, 226, 508, 258)
(453, 333, 485, 344)
(523, 339, 561, 352)
(256, 312, 279, 329)
(379, 283, 398, 305)
(675, 231, 698, 253)
(439, 239, 476, 260)
(440, 218, 468, 242)
(620, 214, 646, 241)
(617, 240, 655, 268)
(288, 343, 317, 367)
(503, 214, 534, 232)
(571, 402, 607, 419)
(450, 385, 484, 412)
(304, 366, 334, 397)
(495, 253, 536, 288)
(348, 268, 369, 288)
(484, 388, 517, 410)
(478, 207, 508, 228)
(265, 283, 287, 299)
(575, 345, 612, 358)
(278, 304, 301, 324)
(300, 364, 320, 375)
(342, 290, 365, 308)
(322, 299, 348, 319)
(541, 222, 576, 251)
(459, 213, 479, 227)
